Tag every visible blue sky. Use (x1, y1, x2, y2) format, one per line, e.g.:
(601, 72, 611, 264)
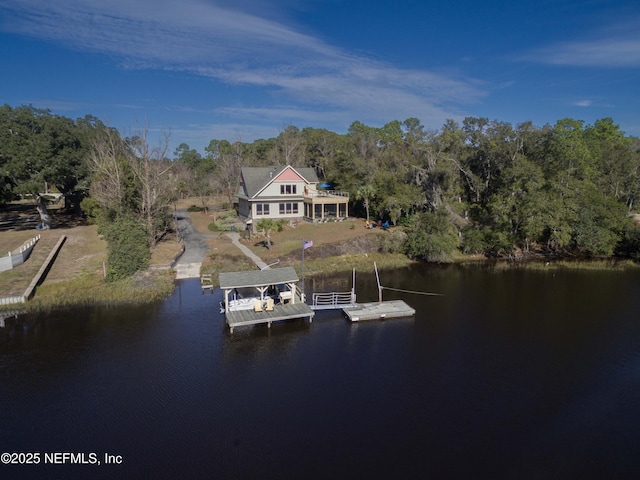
(1, 0, 639, 154)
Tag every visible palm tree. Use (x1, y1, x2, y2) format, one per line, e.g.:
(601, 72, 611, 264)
(355, 184, 376, 222)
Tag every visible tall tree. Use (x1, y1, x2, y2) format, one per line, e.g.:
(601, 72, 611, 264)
(88, 124, 174, 246)
(270, 125, 306, 166)
(585, 118, 639, 210)
(302, 127, 340, 178)
(0, 104, 90, 227)
(126, 128, 174, 246)
(214, 142, 244, 208)
(355, 184, 376, 222)
(87, 124, 137, 218)
(486, 157, 546, 252)
(173, 143, 203, 170)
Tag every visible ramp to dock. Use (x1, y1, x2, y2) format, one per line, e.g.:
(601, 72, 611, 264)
(342, 300, 415, 322)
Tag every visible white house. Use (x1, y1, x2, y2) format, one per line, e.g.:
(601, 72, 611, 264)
(237, 165, 349, 228)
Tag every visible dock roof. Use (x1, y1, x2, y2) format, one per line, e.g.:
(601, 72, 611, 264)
(219, 266, 299, 290)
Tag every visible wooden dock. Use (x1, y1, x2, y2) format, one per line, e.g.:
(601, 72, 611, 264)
(219, 267, 315, 333)
(226, 302, 314, 333)
(218, 266, 418, 331)
(342, 300, 415, 322)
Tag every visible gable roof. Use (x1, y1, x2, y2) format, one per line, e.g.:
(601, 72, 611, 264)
(240, 166, 319, 198)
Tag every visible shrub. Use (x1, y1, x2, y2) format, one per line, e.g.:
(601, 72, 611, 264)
(378, 230, 405, 254)
(615, 225, 640, 260)
(80, 196, 101, 224)
(208, 221, 229, 232)
(102, 216, 150, 281)
(484, 230, 514, 257)
(460, 225, 486, 254)
(217, 210, 237, 221)
(403, 209, 458, 263)
(187, 205, 204, 212)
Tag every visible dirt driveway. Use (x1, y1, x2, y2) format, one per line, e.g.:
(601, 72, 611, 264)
(173, 209, 212, 278)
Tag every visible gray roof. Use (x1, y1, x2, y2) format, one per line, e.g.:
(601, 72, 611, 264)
(240, 166, 319, 198)
(219, 266, 299, 289)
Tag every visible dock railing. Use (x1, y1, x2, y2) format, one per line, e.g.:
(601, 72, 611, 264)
(311, 291, 356, 310)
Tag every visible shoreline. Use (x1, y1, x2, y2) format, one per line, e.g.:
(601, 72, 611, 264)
(1, 205, 638, 312)
(1, 252, 637, 314)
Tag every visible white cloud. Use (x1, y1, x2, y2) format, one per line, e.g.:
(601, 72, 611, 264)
(523, 20, 640, 68)
(573, 100, 592, 107)
(0, 0, 485, 128)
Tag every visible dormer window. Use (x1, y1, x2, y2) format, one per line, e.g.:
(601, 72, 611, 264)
(280, 184, 297, 195)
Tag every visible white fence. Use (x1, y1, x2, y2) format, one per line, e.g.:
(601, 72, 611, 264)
(0, 296, 25, 305)
(0, 235, 41, 273)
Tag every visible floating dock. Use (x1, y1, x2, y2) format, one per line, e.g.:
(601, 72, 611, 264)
(342, 300, 415, 322)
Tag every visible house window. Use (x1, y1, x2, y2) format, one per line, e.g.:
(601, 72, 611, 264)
(256, 203, 270, 215)
(280, 184, 297, 195)
(279, 202, 299, 215)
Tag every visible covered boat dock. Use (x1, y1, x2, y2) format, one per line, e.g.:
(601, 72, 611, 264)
(219, 267, 314, 333)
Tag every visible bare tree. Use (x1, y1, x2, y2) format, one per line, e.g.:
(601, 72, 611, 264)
(215, 140, 244, 209)
(274, 125, 306, 166)
(89, 124, 175, 246)
(126, 127, 175, 246)
(88, 125, 131, 215)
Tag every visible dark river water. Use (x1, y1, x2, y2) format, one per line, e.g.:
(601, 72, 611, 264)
(1, 264, 640, 479)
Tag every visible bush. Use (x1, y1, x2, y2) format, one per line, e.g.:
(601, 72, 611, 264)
(378, 230, 405, 254)
(208, 221, 229, 232)
(460, 225, 486, 254)
(484, 230, 514, 257)
(102, 216, 150, 281)
(615, 225, 640, 260)
(217, 210, 237, 221)
(80, 196, 101, 224)
(187, 205, 204, 212)
(403, 209, 458, 262)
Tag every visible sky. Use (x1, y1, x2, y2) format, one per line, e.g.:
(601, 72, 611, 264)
(1, 0, 639, 154)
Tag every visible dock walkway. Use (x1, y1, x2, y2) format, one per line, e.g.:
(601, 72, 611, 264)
(226, 302, 314, 333)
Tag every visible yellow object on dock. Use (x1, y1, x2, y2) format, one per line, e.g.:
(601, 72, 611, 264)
(342, 300, 415, 322)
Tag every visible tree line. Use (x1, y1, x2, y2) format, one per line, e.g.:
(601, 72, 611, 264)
(0, 105, 175, 279)
(177, 118, 640, 261)
(2, 104, 640, 279)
